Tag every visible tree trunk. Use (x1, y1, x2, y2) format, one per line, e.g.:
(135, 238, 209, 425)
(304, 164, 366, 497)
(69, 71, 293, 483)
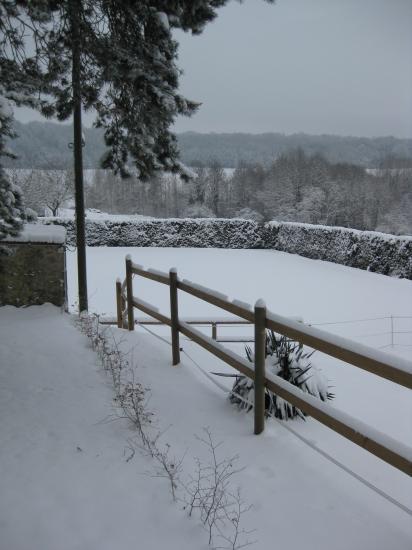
(71, 0, 88, 312)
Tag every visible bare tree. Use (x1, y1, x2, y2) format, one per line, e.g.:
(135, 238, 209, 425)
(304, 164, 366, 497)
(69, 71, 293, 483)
(19, 169, 73, 216)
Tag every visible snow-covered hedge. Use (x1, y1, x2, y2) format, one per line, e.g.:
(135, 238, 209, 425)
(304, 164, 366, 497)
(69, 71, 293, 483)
(41, 218, 264, 249)
(40, 218, 412, 279)
(263, 222, 412, 279)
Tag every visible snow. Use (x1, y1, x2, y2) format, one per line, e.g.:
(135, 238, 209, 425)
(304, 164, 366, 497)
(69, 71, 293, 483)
(133, 315, 250, 324)
(267, 220, 412, 242)
(0, 95, 13, 119)
(40, 216, 411, 278)
(133, 296, 160, 313)
(68, 248, 412, 334)
(232, 299, 253, 311)
(2, 247, 412, 548)
(265, 309, 412, 377)
(264, 369, 412, 467)
(55, 207, 154, 222)
(0, 305, 203, 550)
(1, 303, 411, 549)
(156, 11, 170, 31)
(181, 279, 229, 302)
(3, 223, 66, 243)
(147, 267, 169, 280)
(67, 247, 412, 503)
(180, 320, 253, 371)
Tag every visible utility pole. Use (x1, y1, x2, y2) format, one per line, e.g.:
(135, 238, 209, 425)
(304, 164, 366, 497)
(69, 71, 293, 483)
(71, 0, 88, 312)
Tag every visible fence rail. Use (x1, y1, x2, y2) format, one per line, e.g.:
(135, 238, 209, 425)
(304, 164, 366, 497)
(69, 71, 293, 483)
(100, 315, 253, 342)
(114, 255, 412, 476)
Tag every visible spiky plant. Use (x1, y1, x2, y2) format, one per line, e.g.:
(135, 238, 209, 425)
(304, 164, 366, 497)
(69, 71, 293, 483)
(229, 331, 334, 420)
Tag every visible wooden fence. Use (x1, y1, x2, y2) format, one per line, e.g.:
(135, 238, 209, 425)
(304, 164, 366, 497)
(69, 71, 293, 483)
(115, 255, 412, 476)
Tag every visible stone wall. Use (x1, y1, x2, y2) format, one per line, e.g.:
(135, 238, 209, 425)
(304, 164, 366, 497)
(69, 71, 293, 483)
(0, 225, 67, 307)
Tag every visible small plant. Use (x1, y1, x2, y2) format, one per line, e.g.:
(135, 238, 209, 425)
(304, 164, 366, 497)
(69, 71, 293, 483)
(229, 331, 334, 420)
(78, 313, 182, 501)
(78, 315, 255, 546)
(182, 428, 255, 549)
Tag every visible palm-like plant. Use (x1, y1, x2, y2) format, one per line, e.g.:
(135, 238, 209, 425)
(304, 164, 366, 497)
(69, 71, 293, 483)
(229, 331, 334, 420)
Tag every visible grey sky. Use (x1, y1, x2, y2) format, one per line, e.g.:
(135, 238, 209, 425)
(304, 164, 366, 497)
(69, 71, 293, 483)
(16, 0, 412, 137)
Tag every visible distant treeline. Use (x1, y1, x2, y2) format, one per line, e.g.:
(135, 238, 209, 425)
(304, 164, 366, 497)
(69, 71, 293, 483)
(80, 151, 411, 235)
(11, 149, 411, 235)
(5, 120, 412, 169)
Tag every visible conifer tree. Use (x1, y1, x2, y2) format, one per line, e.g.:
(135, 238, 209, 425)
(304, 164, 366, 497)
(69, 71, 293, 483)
(0, 0, 273, 298)
(0, 95, 26, 239)
(1, 1, 273, 180)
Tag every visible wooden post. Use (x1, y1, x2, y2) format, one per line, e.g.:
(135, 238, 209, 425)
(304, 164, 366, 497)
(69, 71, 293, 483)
(212, 322, 217, 341)
(116, 278, 123, 329)
(169, 268, 180, 365)
(254, 299, 266, 435)
(121, 295, 126, 328)
(125, 255, 134, 331)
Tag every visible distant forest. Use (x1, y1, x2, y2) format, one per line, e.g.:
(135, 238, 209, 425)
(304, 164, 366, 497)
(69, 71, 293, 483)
(11, 149, 412, 235)
(5, 120, 412, 169)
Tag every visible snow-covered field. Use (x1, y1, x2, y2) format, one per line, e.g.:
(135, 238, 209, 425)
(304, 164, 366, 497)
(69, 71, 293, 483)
(1, 247, 411, 549)
(57, 207, 154, 221)
(66, 248, 412, 496)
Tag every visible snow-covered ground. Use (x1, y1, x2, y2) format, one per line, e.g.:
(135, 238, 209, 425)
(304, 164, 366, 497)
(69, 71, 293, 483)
(67, 247, 412, 355)
(56, 207, 154, 221)
(1, 248, 411, 549)
(0, 305, 206, 550)
(66, 248, 412, 496)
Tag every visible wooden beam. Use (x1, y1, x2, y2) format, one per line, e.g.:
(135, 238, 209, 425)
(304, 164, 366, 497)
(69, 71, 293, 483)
(266, 311, 412, 389)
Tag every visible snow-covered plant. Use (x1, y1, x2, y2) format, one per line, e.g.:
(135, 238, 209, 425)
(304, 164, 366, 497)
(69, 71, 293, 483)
(234, 207, 264, 223)
(230, 331, 334, 420)
(25, 208, 38, 222)
(77, 314, 255, 545)
(20, 169, 73, 217)
(77, 312, 182, 500)
(183, 428, 255, 549)
(183, 203, 216, 218)
(0, 173, 26, 240)
(0, 95, 27, 239)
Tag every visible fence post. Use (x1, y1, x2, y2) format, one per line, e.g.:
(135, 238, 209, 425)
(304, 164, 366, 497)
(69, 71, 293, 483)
(212, 322, 217, 341)
(116, 278, 123, 329)
(125, 255, 134, 331)
(169, 268, 180, 365)
(254, 299, 266, 435)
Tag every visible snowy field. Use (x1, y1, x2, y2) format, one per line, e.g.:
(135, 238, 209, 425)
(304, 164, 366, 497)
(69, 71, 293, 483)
(1, 248, 411, 549)
(66, 248, 412, 494)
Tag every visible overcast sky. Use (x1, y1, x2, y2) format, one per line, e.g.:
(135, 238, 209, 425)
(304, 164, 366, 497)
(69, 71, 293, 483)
(16, 0, 412, 138)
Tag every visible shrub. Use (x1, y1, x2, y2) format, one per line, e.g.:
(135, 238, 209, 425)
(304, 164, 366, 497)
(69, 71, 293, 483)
(229, 331, 334, 419)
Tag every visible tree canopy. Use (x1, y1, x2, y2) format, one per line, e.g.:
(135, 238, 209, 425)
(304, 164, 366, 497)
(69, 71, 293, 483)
(0, 0, 270, 179)
(0, 87, 26, 238)
(0, 0, 274, 241)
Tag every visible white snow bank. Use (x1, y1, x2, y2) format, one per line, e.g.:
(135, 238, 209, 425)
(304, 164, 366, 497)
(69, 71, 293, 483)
(0, 305, 203, 550)
(2, 301, 412, 549)
(52, 208, 155, 222)
(3, 223, 66, 244)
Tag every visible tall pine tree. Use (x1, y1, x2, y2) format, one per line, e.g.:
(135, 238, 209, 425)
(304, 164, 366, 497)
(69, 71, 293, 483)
(0, 0, 273, 300)
(1, 1, 273, 181)
(0, 95, 26, 239)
